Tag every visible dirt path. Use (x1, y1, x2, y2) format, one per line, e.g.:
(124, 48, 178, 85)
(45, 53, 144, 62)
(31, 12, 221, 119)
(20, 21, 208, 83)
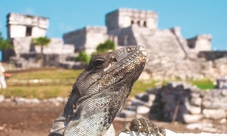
(0, 102, 220, 136)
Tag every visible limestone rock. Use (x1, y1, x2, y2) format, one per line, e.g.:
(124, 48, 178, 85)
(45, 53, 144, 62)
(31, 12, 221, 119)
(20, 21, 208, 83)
(0, 95, 4, 103)
(190, 97, 202, 106)
(118, 109, 136, 119)
(136, 106, 150, 115)
(202, 109, 226, 120)
(183, 114, 203, 123)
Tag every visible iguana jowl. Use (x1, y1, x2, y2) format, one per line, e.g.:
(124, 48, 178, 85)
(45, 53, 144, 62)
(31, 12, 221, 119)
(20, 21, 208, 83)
(49, 45, 147, 136)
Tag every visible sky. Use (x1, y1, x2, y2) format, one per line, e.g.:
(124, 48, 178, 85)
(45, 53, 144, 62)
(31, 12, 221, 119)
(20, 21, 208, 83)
(0, 0, 227, 50)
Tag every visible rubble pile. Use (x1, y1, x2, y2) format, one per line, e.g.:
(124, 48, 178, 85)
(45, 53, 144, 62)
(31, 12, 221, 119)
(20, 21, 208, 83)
(117, 82, 227, 133)
(145, 56, 227, 80)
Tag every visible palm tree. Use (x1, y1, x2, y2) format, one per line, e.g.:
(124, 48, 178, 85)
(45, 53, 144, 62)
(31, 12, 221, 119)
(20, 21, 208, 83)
(32, 37, 50, 66)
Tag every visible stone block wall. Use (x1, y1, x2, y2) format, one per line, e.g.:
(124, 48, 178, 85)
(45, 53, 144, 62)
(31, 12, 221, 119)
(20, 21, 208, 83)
(187, 34, 212, 52)
(7, 13, 49, 38)
(63, 26, 108, 55)
(13, 53, 62, 68)
(198, 51, 227, 61)
(106, 8, 157, 31)
(63, 28, 87, 50)
(11, 37, 32, 55)
(216, 76, 227, 89)
(9, 37, 75, 68)
(63, 8, 213, 62)
(11, 37, 74, 56)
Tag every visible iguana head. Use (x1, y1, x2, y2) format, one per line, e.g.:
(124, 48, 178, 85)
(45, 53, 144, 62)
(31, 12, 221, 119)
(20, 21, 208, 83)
(75, 45, 146, 97)
(65, 45, 147, 135)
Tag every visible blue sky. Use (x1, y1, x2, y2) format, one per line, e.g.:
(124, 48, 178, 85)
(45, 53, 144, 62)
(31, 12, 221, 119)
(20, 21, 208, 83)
(1, 0, 227, 50)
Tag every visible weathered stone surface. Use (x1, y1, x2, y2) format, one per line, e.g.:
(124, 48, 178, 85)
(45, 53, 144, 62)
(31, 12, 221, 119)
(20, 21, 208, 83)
(184, 100, 201, 114)
(216, 76, 227, 89)
(10, 36, 75, 68)
(118, 109, 136, 119)
(14, 97, 40, 104)
(202, 89, 227, 109)
(7, 13, 49, 39)
(138, 71, 150, 80)
(61, 8, 227, 80)
(183, 114, 204, 123)
(117, 81, 227, 126)
(64, 26, 108, 55)
(12, 37, 33, 55)
(186, 123, 203, 130)
(202, 109, 226, 120)
(222, 89, 227, 96)
(136, 106, 150, 115)
(220, 118, 227, 124)
(0, 95, 4, 103)
(190, 97, 202, 107)
(186, 123, 220, 133)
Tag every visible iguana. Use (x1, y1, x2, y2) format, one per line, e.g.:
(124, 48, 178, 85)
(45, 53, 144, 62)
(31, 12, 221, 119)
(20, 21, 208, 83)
(49, 45, 165, 136)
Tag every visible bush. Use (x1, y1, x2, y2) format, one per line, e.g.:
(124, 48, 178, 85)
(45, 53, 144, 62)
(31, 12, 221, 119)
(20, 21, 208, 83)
(75, 51, 91, 65)
(0, 33, 13, 50)
(96, 40, 115, 53)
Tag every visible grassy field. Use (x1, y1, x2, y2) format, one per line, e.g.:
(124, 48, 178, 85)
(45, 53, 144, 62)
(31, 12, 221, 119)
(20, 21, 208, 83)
(0, 69, 215, 99)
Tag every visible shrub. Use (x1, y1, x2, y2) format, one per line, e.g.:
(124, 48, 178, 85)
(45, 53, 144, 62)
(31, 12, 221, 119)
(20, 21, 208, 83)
(75, 51, 91, 65)
(96, 40, 115, 53)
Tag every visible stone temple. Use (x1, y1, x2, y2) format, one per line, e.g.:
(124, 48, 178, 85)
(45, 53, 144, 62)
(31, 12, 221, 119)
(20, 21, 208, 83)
(63, 8, 212, 58)
(63, 8, 227, 80)
(7, 13, 49, 39)
(6, 8, 227, 74)
(5, 13, 74, 68)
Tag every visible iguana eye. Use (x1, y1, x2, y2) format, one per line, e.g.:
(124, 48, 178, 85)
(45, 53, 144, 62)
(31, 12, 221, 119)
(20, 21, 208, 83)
(93, 59, 105, 68)
(127, 47, 131, 52)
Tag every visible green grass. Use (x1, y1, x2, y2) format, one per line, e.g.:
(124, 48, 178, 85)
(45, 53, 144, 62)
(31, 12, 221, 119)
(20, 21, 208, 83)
(0, 85, 72, 99)
(131, 78, 215, 96)
(8, 69, 82, 80)
(0, 69, 81, 99)
(0, 69, 216, 99)
(131, 80, 161, 96)
(188, 79, 215, 90)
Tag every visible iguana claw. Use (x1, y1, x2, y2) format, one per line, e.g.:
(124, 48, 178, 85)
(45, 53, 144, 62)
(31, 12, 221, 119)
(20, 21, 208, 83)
(122, 118, 166, 136)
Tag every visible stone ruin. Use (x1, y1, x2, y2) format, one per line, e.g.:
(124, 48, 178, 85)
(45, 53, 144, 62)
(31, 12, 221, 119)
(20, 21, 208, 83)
(7, 13, 49, 38)
(63, 8, 227, 79)
(4, 9, 227, 77)
(63, 26, 114, 55)
(4, 13, 75, 68)
(10, 37, 75, 68)
(63, 8, 211, 56)
(117, 82, 227, 133)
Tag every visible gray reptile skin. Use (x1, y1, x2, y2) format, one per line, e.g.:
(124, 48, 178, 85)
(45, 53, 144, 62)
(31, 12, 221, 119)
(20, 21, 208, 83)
(49, 45, 147, 136)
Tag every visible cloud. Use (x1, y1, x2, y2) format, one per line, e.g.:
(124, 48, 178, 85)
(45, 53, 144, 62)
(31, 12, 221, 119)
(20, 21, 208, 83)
(58, 23, 75, 33)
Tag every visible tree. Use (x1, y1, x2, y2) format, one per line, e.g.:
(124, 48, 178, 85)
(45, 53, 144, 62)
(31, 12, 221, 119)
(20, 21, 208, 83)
(32, 37, 51, 66)
(75, 40, 115, 66)
(75, 51, 91, 65)
(0, 33, 13, 61)
(0, 33, 13, 50)
(96, 40, 115, 53)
